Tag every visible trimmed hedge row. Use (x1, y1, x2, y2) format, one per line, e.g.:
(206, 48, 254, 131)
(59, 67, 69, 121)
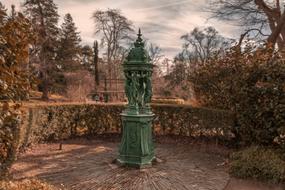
(19, 103, 235, 148)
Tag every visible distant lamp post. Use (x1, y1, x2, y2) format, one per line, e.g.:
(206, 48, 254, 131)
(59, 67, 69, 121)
(117, 29, 155, 167)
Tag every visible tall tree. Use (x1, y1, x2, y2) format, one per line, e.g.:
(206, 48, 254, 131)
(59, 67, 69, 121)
(23, 0, 60, 100)
(208, 0, 285, 50)
(180, 26, 233, 63)
(92, 9, 134, 89)
(163, 27, 233, 99)
(57, 13, 82, 72)
(93, 40, 100, 86)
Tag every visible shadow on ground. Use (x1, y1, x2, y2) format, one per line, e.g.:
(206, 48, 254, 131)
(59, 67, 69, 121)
(12, 138, 284, 190)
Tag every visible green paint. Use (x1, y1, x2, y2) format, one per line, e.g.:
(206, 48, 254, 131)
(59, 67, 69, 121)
(117, 29, 155, 167)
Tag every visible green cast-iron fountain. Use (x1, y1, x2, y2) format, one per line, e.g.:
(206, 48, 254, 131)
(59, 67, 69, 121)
(117, 29, 155, 167)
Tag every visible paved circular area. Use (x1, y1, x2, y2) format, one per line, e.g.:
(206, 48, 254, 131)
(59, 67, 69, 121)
(12, 138, 229, 190)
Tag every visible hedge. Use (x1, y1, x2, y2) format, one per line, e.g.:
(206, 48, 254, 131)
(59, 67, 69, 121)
(18, 103, 235, 148)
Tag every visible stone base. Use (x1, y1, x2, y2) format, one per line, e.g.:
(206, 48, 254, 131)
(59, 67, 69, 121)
(114, 157, 164, 169)
(115, 157, 156, 169)
(118, 113, 155, 168)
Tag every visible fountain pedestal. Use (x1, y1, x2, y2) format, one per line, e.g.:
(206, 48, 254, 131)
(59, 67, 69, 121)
(117, 114, 155, 167)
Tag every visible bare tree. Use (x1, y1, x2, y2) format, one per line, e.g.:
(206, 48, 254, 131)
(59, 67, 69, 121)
(181, 26, 233, 63)
(145, 42, 164, 82)
(92, 9, 134, 90)
(208, 0, 285, 50)
(147, 43, 164, 65)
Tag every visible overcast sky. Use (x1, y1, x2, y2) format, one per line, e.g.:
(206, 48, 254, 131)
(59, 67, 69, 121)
(2, 0, 239, 58)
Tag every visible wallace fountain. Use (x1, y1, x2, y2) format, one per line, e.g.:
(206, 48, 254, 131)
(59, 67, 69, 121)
(116, 29, 155, 168)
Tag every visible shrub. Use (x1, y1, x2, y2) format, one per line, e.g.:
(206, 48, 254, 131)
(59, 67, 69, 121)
(0, 104, 21, 180)
(190, 46, 285, 147)
(0, 5, 33, 179)
(0, 4, 34, 101)
(229, 146, 285, 183)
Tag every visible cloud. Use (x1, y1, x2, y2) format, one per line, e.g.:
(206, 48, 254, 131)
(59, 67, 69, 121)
(133, 0, 193, 12)
(2, 0, 240, 58)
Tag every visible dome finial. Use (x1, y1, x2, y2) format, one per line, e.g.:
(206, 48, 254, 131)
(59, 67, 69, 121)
(135, 28, 143, 47)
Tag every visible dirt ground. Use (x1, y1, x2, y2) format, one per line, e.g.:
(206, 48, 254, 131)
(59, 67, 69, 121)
(12, 138, 285, 190)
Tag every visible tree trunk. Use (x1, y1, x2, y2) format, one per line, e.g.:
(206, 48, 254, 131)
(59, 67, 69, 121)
(41, 79, 49, 101)
(115, 62, 119, 100)
(254, 0, 285, 50)
(267, 10, 285, 49)
(93, 41, 99, 87)
(41, 58, 49, 101)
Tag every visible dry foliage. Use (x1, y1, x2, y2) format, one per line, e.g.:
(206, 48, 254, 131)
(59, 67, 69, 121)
(65, 70, 94, 102)
(0, 103, 21, 180)
(152, 97, 185, 105)
(0, 4, 34, 179)
(0, 179, 57, 190)
(0, 5, 34, 101)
